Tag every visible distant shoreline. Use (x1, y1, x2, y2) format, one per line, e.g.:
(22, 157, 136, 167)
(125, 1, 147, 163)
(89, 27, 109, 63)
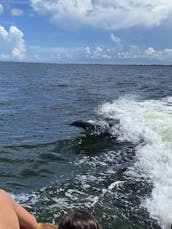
(0, 60, 172, 66)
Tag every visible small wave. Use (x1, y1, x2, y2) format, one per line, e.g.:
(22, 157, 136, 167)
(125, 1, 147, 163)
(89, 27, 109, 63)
(98, 96, 172, 228)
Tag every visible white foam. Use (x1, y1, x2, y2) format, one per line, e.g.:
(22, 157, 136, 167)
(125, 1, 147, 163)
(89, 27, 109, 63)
(108, 181, 124, 191)
(98, 96, 172, 228)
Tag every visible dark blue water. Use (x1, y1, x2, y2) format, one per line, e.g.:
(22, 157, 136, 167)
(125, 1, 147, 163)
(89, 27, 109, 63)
(0, 62, 172, 229)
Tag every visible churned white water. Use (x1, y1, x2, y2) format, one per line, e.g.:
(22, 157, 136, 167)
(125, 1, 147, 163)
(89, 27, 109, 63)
(98, 96, 172, 229)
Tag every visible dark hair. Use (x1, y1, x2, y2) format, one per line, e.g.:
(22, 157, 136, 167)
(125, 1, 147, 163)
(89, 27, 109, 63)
(58, 209, 102, 229)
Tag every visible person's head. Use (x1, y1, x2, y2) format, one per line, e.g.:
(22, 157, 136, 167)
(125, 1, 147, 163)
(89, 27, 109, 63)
(58, 208, 102, 229)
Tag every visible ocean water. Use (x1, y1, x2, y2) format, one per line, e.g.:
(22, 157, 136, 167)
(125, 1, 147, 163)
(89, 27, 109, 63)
(0, 62, 172, 229)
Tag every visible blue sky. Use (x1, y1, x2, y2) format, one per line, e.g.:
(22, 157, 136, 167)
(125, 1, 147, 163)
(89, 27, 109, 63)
(0, 0, 172, 64)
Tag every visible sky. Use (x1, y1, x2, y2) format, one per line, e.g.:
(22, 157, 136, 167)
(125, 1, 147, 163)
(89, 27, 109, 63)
(0, 0, 172, 64)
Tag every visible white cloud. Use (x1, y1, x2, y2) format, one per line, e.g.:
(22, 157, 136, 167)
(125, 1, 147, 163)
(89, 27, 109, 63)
(84, 46, 91, 57)
(31, 0, 172, 30)
(144, 47, 172, 61)
(117, 45, 142, 59)
(11, 8, 24, 16)
(4, 43, 171, 63)
(0, 25, 26, 60)
(94, 46, 103, 57)
(110, 33, 121, 44)
(145, 47, 157, 57)
(82, 43, 172, 63)
(83, 46, 112, 60)
(0, 4, 3, 14)
(0, 26, 8, 39)
(27, 45, 112, 63)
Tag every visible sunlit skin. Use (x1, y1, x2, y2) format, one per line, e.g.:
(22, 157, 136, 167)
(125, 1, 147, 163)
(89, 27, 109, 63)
(0, 189, 57, 229)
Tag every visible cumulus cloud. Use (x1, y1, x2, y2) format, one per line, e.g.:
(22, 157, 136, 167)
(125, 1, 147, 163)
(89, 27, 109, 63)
(83, 46, 112, 60)
(0, 25, 26, 60)
(82, 43, 172, 63)
(144, 47, 172, 61)
(145, 47, 157, 57)
(11, 8, 24, 16)
(31, 0, 172, 30)
(20, 44, 172, 63)
(0, 26, 8, 39)
(0, 4, 3, 14)
(26, 45, 112, 63)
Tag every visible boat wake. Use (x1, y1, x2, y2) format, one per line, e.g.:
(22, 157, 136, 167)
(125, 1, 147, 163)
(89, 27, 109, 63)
(97, 96, 172, 229)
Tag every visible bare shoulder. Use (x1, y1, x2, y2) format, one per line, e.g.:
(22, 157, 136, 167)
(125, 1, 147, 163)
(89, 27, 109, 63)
(37, 223, 58, 229)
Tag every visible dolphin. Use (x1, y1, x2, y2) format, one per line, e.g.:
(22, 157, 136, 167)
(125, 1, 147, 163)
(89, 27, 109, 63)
(70, 120, 111, 134)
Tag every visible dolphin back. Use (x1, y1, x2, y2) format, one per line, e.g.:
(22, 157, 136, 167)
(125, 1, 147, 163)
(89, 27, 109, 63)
(70, 120, 108, 134)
